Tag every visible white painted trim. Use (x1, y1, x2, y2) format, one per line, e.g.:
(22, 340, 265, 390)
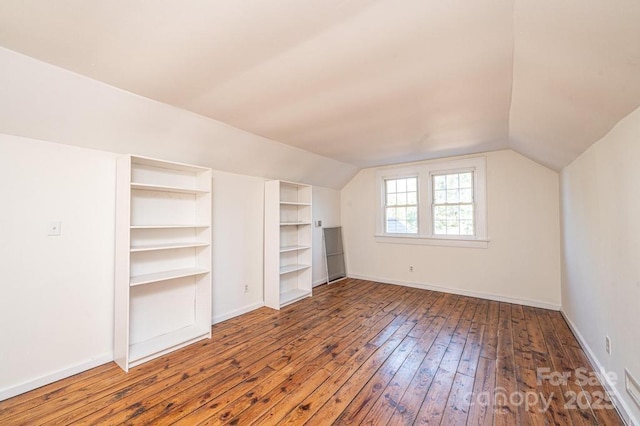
(348, 274, 561, 311)
(374, 235, 489, 249)
(0, 352, 113, 402)
(374, 157, 488, 247)
(560, 311, 636, 426)
(212, 302, 265, 324)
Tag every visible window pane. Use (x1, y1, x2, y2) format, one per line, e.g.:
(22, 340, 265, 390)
(407, 192, 417, 205)
(446, 221, 460, 235)
(434, 190, 446, 204)
(459, 188, 473, 203)
(387, 193, 397, 206)
(406, 207, 418, 233)
(434, 220, 447, 234)
(386, 180, 396, 193)
(397, 179, 406, 192)
(446, 189, 459, 203)
(386, 207, 397, 233)
(459, 172, 472, 188)
(434, 206, 447, 220)
(397, 193, 407, 206)
(434, 175, 446, 190)
(460, 205, 474, 220)
(446, 205, 459, 220)
(446, 174, 459, 189)
(397, 207, 406, 221)
(460, 220, 474, 236)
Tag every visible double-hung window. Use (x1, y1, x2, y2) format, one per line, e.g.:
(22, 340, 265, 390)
(432, 171, 474, 236)
(375, 157, 488, 248)
(384, 176, 418, 234)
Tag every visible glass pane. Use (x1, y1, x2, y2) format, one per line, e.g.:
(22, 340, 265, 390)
(407, 192, 417, 205)
(387, 193, 397, 206)
(446, 221, 460, 235)
(460, 205, 474, 220)
(459, 172, 472, 188)
(397, 207, 406, 221)
(434, 220, 447, 234)
(434, 175, 446, 190)
(406, 207, 418, 233)
(386, 180, 396, 193)
(397, 193, 407, 206)
(459, 188, 473, 203)
(446, 205, 459, 219)
(446, 189, 459, 203)
(460, 220, 474, 236)
(397, 179, 406, 192)
(434, 190, 446, 204)
(407, 177, 417, 192)
(446, 174, 459, 189)
(386, 207, 397, 233)
(434, 206, 447, 220)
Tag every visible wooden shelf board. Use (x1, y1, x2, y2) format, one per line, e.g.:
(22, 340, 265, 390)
(280, 264, 311, 275)
(130, 267, 209, 286)
(128, 325, 210, 364)
(280, 245, 311, 253)
(131, 182, 209, 195)
(130, 242, 209, 252)
(280, 289, 312, 307)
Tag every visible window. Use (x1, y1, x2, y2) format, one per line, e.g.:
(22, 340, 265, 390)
(375, 157, 487, 248)
(384, 177, 418, 234)
(432, 172, 474, 236)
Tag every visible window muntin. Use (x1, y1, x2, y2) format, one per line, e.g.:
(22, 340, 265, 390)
(432, 172, 474, 236)
(384, 177, 418, 234)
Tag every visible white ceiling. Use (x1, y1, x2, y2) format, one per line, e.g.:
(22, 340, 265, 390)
(0, 0, 639, 170)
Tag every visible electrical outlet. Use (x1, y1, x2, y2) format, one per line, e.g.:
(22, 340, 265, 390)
(48, 221, 62, 236)
(605, 336, 611, 354)
(315, 220, 322, 227)
(244, 284, 249, 293)
(409, 265, 414, 272)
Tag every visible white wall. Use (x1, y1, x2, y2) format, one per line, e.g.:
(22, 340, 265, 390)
(0, 46, 345, 400)
(0, 134, 343, 400)
(312, 186, 342, 286)
(0, 135, 116, 399)
(210, 171, 266, 323)
(561, 106, 640, 425)
(341, 149, 561, 309)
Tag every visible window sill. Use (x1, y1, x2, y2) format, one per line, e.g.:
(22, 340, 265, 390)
(374, 234, 489, 249)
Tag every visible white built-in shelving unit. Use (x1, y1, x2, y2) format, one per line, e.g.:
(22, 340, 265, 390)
(264, 180, 313, 309)
(114, 155, 212, 371)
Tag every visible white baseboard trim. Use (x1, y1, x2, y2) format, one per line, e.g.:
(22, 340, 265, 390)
(0, 352, 113, 402)
(212, 301, 265, 324)
(348, 274, 561, 311)
(560, 311, 636, 426)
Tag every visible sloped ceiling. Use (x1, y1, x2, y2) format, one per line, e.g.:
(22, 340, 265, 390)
(0, 0, 639, 170)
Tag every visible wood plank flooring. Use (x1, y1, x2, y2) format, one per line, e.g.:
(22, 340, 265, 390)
(0, 279, 625, 425)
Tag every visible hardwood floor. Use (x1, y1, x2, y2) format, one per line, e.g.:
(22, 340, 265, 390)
(0, 279, 624, 425)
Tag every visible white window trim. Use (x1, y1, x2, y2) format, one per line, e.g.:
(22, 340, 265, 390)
(379, 169, 420, 236)
(375, 157, 489, 249)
